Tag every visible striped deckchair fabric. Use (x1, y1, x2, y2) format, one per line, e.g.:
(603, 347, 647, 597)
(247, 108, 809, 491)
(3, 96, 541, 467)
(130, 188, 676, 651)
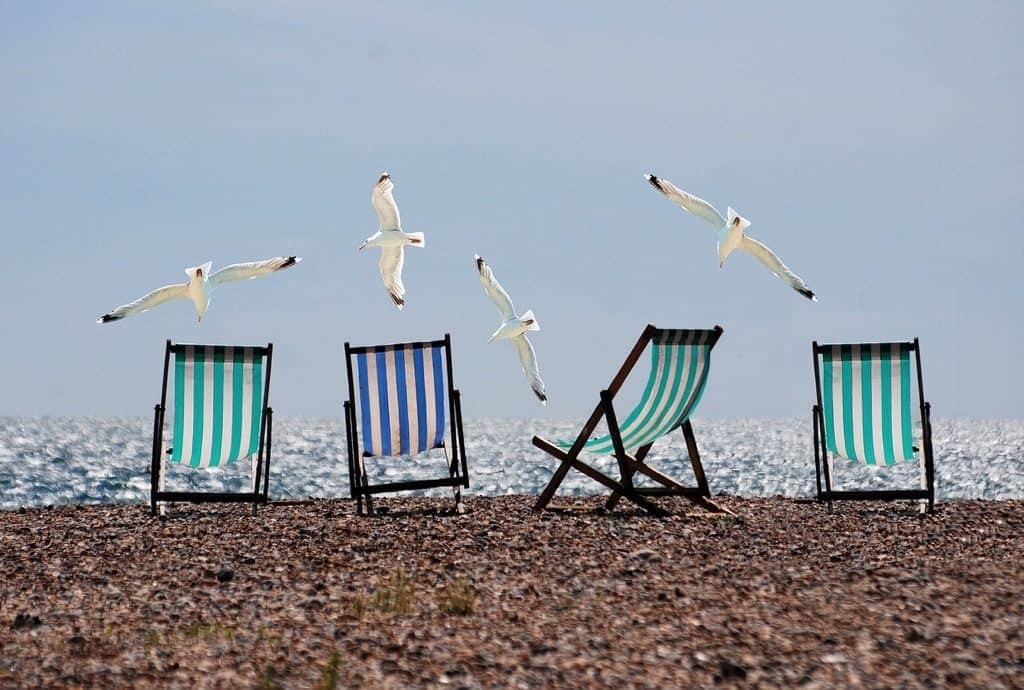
(533, 325, 730, 516)
(819, 343, 915, 465)
(150, 340, 274, 515)
(344, 334, 469, 516)
(170, 345, 265, 468)
(558, 329, 715, 455)
(811, 338, 935, 513)
(352, 342, 447, 457)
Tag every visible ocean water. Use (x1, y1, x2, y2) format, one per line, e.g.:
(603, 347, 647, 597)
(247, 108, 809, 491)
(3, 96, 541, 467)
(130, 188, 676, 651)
(0, 417, 1022, 510)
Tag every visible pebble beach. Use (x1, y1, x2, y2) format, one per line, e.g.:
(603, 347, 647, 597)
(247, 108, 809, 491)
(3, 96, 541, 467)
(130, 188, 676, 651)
(2, 495, 1022, 689)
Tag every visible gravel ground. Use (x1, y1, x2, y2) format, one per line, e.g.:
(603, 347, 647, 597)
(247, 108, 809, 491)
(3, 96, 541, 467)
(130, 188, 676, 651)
(1, 495, 1022, 689)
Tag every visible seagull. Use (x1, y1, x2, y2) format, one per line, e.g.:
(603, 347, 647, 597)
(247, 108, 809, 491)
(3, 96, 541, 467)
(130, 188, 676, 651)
(97, 256, 302, 323)
(358, 172, 425, 309)
(645, 173, 817, 301)
(475, 254, 547, 405)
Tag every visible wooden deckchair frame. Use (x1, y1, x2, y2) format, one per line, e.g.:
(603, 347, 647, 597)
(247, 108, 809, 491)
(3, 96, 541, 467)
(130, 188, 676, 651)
(811, 338, 935, 513)
(150, 340, 274, 516)
(533, 324, 730, 516)
(343, 333, 469, 516)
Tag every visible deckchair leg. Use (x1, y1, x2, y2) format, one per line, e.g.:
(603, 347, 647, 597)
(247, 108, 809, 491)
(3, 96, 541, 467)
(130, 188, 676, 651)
(681, 421, 710, 497)
(532, 437, 670, 516)
(605, 444, 652, 510)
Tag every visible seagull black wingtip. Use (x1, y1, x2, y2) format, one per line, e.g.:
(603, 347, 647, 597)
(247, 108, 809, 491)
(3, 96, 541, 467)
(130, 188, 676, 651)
(645, 174, 663, 192)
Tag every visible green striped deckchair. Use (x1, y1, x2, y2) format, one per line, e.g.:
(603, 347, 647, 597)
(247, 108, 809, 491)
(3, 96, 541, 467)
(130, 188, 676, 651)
(150, 341, 274, 515)
(343, 334, 468, 516)
(812, 339, 935, 513)
(533, 325, 731, 516)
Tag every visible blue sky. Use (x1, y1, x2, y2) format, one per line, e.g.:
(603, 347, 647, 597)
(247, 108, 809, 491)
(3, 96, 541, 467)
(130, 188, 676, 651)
(1, 1, 1021, 420)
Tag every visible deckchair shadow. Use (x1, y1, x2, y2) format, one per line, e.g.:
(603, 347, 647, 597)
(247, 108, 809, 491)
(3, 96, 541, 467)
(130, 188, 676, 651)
(151, 341, 274, 516)
(533, 324, 731, 516)
(343, 334, 469, 516)
(811, 338, 936, 513)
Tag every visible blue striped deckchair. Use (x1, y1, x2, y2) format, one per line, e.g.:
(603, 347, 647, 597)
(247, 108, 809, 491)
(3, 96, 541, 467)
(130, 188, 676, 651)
(812, 339, 935, 513)
(150, 341, 274, 515)
(344, 334, 468, 515)
(533, 325, 730, 516)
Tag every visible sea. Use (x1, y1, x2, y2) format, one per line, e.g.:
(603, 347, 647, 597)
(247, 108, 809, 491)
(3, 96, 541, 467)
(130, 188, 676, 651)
(1, 417, 1022, 510)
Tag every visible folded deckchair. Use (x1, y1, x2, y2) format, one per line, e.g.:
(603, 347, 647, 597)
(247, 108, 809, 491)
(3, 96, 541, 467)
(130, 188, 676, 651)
(150, 341, 273, 515)
(344, 334, 469, 515)
(533, 325, 729, 516)
(812, 339, 935, 513)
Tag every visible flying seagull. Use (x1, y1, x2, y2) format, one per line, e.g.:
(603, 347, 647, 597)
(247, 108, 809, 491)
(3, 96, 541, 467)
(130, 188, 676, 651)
(645, 173, 817, 301)
(97, 256, 302, 323)
(358, 172, 425, 309)
(475, 254, 547, 405)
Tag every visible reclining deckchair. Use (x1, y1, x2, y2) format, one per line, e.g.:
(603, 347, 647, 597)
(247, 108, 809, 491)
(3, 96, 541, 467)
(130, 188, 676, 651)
(533, 325, 728, 516)
(151, 341, 274, 516)
(812, 339, 935, 513)
(344, 334, 469, 515)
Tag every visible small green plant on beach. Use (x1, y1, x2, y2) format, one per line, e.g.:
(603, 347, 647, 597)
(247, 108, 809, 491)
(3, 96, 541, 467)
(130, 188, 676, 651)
(320, 650, 341, 690)
(143, 629, 163, 647)
(184, 622, 236, 641)
(349, 593, 369, 618)
(372, 565, 415, 614)
(259, 664, 281, 690)
(436, 577, 477, 616)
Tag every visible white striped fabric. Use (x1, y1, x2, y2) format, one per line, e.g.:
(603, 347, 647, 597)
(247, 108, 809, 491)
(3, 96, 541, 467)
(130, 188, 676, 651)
(171, 345, 264, 469)
(820, 343, 916, 465)
(354, 343, 447, 457)
(559, 329, 714, 455)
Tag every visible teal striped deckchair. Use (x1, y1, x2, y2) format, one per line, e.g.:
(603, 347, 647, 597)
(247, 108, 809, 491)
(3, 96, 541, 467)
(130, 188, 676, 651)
(151, 341, 274, 515)
(533, 325, 730, 516)
(344, 334, 468, 515)
(812, 339, 935, 513)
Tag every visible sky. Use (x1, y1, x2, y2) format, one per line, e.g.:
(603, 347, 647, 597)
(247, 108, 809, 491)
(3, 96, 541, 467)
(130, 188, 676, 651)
(1, 1, 1021, 421)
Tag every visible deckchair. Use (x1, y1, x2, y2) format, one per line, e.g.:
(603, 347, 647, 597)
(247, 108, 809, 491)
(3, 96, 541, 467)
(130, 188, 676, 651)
(344, 334, 469, 515)
(533, 325, 729, 516)
(812, 339, 935, 513)
(150, 341, 274, 515)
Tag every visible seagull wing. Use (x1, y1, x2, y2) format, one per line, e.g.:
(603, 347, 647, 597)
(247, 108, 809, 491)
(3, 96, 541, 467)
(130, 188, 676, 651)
(512, 334, 547, 404)
(379, 245, 406, 309)
(645, 174, 726, 228)
(371, 174, 401, 230)
(739, 235, 817, 301)
(98, 282, 189, 323)
(475, 255, 516, 320)
(209, 256, 301, 286)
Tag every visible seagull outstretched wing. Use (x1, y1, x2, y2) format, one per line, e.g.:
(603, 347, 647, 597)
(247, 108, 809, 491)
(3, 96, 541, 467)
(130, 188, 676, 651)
(739, 235, 816, 301)
(209, 256, 301, 286)
(645, 174, 726, 228)
(379, 246, 406, 309)
(371, 172, 401, 230)
(513, 334, 547, 404)
(98, 283, 189, 323)
(475, 255, 516, 321)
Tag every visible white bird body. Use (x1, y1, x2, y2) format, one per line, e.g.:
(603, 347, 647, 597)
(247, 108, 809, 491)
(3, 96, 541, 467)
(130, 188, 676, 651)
(98, 256, 301, 323)
(645, 173, 816, 301)
(475, 255, 547, 404)
(488, 309, 540, 343)
(359, 172, 424, 309)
